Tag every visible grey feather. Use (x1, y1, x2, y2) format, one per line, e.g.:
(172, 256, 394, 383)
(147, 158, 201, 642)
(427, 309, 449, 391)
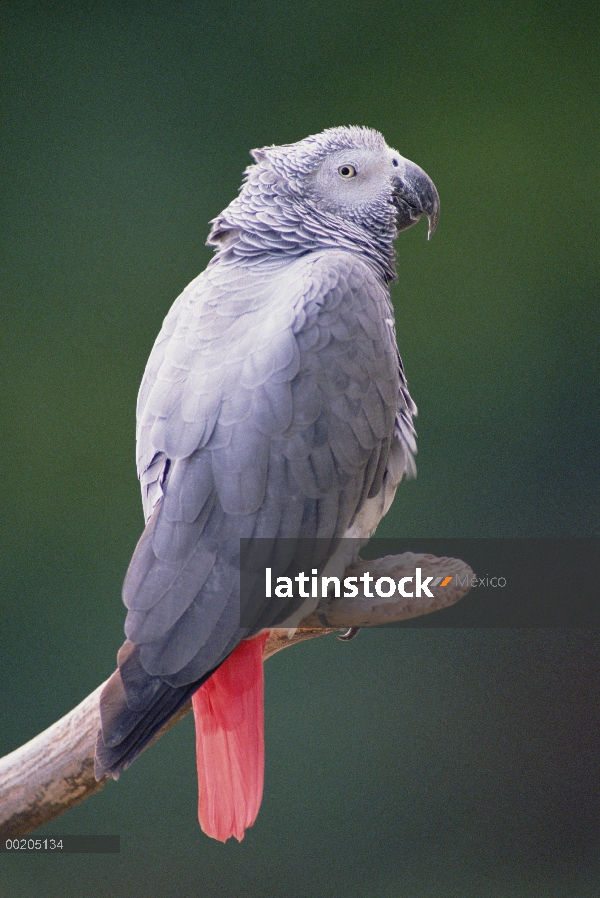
(96, 126, 439, 779)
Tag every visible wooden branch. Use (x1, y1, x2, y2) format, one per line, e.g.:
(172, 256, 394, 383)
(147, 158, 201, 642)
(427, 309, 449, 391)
(0, 552, 472, 839)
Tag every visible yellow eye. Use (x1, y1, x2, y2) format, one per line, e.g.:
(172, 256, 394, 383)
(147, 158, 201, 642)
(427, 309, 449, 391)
(338, 164, 356, 178)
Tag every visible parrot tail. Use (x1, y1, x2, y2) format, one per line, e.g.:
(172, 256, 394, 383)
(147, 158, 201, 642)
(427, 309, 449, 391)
(192, 633, 269, 843)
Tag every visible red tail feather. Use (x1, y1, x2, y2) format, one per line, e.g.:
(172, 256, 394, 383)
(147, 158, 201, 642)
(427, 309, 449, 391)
(192, 633, 269, 842)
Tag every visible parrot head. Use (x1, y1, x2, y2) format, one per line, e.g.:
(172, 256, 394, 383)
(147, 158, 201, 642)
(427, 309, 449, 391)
(249, 126, 439, 240)
(209, 126, 439, 281)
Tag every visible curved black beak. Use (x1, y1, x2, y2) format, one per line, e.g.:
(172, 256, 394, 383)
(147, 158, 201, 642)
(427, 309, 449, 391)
(392, 159, 440, 240)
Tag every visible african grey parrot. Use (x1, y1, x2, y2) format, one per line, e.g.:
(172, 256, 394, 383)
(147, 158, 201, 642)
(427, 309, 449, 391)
(95, 126, 439, 842)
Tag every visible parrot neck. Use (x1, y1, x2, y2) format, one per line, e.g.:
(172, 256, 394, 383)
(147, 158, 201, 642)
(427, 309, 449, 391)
(206, 178, 399, 284)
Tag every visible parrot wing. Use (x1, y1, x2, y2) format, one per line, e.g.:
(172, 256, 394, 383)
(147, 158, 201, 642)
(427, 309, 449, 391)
(96, 249, 415, 777)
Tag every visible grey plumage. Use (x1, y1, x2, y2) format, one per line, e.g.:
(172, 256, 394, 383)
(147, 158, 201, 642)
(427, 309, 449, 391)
(95, 126, 439, 778)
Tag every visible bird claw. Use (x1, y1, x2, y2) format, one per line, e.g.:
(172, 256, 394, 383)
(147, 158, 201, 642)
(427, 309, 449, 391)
(337, 627, 361, 641)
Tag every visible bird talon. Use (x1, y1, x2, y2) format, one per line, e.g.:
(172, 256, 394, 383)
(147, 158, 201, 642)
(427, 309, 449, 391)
(337, 627, 361, 641)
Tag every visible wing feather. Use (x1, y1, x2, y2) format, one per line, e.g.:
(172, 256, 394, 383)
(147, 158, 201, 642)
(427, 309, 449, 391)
(99, 249, 417, 775)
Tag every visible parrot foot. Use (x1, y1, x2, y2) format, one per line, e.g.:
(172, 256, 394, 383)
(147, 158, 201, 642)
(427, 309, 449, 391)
(315, 602, 360, 640)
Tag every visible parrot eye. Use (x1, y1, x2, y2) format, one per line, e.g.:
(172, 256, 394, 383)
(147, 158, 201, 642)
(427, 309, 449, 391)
(338, 164, 357, 179)
(392, 158, 399, 167)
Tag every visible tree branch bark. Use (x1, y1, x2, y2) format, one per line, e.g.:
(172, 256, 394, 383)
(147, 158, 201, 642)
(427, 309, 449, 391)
(0, 552, 472, 839)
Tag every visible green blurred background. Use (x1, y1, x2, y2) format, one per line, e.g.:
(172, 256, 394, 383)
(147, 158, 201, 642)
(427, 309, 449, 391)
(2, 1, 599, 895)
